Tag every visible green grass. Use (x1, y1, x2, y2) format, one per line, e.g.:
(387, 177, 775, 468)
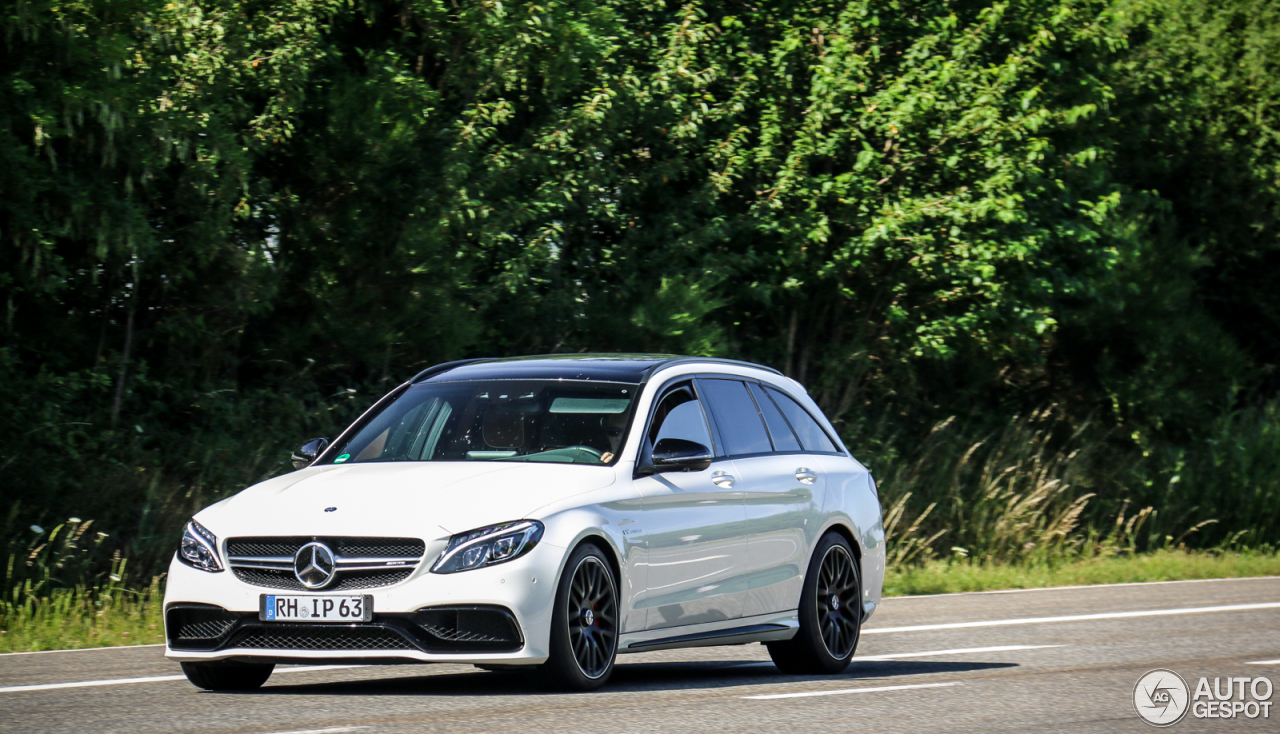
(884, 548, 1280, 597)
(0, 577, 165, 654)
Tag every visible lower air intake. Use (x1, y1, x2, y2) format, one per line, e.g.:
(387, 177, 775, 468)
(413, 606, 523, 652)
(167, 604, 242, 650)
(228, 626, 414, 651)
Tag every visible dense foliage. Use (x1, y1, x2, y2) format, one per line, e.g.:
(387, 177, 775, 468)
(3, 0, 1279, 576)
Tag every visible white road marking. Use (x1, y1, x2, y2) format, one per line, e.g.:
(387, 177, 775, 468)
(863, 602, 1280, 634)
(0, 674, 189, 693)
(0, 664, 364, 694)
(1246, 660, 1280, 665)
(887, 574, 1280, 600)
(252, 722, 368, 727)
(742, 681, 960, 700)
(860, 644, 1064, 660)
(734, 643, 1065, 667)
(0, 643, 165, 657)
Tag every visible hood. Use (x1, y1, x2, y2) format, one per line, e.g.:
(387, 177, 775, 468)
(195, 461, 617, 540)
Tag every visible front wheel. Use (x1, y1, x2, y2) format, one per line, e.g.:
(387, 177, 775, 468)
(537, 543, 619, 691)
(181, 661, 274, 691)
(767, 532, 862, 674)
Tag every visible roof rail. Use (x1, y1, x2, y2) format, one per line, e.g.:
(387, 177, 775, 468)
(409, 354, 783, 385)
(409, 358, 490, 384)
(643, 356, 783, 381)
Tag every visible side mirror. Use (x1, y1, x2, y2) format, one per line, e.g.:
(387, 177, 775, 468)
(651, 438, 713, 473)
(292, 438, 330, 470)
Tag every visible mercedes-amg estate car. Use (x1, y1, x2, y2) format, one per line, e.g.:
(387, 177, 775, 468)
(164, 354, 885, 691)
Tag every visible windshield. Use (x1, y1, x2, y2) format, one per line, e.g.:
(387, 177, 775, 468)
(329, 380, 638, 465)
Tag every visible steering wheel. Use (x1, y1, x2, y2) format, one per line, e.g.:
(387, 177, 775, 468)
(565, 443, 604, 456)
(563, 445, 604, 460)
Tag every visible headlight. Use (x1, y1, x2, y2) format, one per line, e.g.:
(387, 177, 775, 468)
(178, 520, 223, 572)
(431, 520, 544, 574)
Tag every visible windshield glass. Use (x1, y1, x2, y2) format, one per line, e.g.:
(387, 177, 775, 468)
(329, 380, 638, 465)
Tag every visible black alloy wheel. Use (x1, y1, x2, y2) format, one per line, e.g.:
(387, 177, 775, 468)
(816, 542, 861, 659)
(539, 544, 619, 690)
(767, 531, 862, 674)
(568, 555, 618, 678)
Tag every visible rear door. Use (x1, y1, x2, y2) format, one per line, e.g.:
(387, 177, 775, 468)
(699, 377, 829, 618)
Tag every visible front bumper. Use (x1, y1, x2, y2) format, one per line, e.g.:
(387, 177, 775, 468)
(163, 541, 564, 665)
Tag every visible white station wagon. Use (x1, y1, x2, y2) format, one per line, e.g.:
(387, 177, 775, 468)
(165, 355, 885, 691)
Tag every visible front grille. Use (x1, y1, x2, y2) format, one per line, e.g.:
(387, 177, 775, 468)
(232, 567, 414, 591)
(226, 536, 425, 591)
(226, 537, 425, 558)
(331, 569, 413, 590)
(228, 626, 414, 651)
(227, 539, 299, 557)
(233, 567, 306, 591)
(339, 539, 424, 557)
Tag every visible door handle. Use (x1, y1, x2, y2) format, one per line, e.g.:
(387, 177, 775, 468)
(795, 468, 818, 485)
(712, 471, 735, 488)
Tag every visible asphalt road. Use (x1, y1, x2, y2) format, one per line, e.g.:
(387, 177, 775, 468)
(4, 577, 1279, 733)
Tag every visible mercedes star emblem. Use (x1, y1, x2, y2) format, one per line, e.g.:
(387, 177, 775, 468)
(294, 541, 337, 589)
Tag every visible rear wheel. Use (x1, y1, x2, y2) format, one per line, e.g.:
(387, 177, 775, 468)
(538, 544, 619, 691)
(181, 661, 274, 691)
(767, 532, 862, 674)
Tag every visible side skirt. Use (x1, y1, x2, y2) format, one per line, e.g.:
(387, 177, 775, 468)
(618, 611, 798, 654)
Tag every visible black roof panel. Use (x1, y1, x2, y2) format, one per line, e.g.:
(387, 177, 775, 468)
(411, 354, 779, 384)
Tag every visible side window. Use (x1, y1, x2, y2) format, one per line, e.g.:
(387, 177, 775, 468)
(649, 385, 714, 450)
(700, 379, 773, 456)
(764, 386, 838, 453)
(356, 397, 439, 461)
(748, 383, 801, 451)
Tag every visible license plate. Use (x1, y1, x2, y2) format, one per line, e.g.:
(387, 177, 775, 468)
(260, 594, 373, 622)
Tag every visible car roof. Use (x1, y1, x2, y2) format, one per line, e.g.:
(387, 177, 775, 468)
(411, 353, 781, 384)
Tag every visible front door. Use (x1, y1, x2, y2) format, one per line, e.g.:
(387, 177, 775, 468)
(631, 381, 749, 630)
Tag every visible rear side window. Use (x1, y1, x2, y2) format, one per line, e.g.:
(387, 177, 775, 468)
(748, 383, 801, 451)
(764, 386, 839, 453)
(700, 379, 772, 456)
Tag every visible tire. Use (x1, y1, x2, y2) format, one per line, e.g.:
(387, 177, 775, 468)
(767, 532, 862, 675)
(537, 543, 620, 691)
(181, 661, 275, 691)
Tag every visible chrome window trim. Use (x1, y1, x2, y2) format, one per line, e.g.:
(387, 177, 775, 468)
(686, 373, 847, 460)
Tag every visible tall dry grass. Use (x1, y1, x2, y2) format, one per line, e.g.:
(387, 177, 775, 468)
(873, 406, 1232, 570)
